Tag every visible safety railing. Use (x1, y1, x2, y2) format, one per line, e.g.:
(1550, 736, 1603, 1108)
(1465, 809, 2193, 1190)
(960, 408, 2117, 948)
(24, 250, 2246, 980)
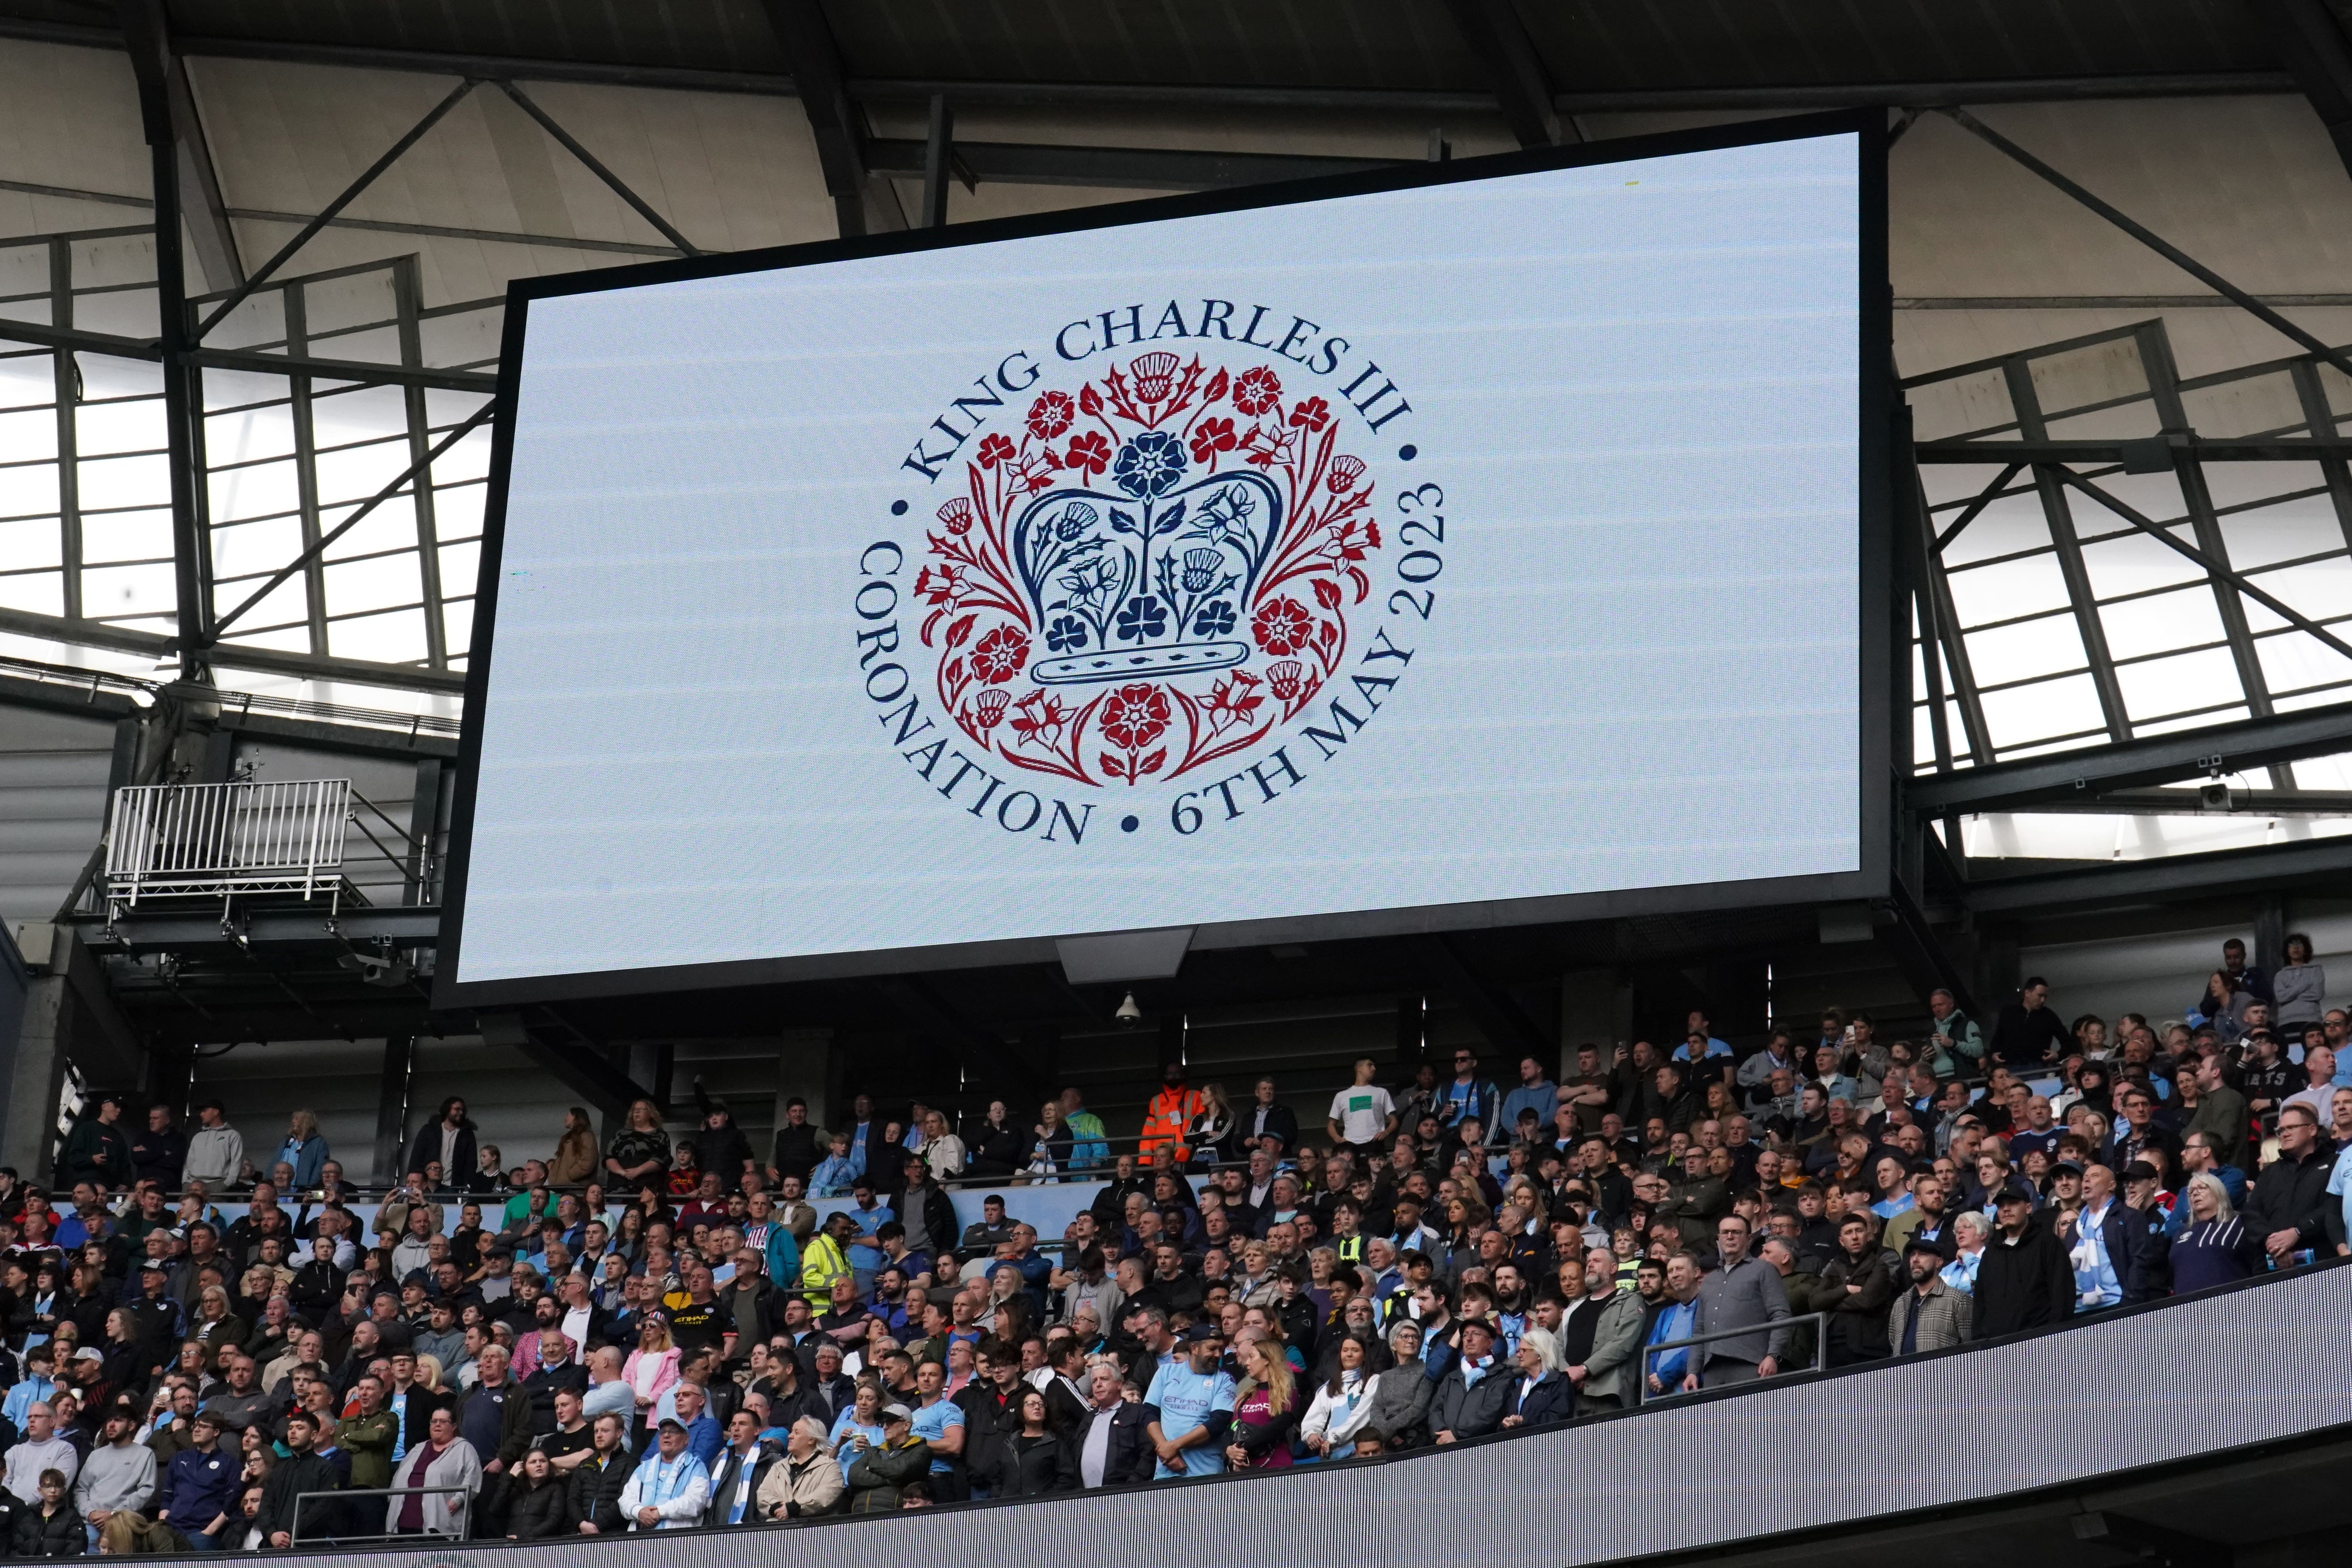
(290, 1483, 472, 1546)
(1636, 1310, 1830, 1402)
(104, 778, 350, 911)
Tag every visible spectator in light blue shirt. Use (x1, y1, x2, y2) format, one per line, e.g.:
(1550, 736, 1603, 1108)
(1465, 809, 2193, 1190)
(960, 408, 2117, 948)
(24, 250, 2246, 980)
(1939, 1212, 1990, 1293)
(1642, 1257, 1701, 1395)
(1497, 1059, 1559, 1147)
(1143, 1326, 1238, 1478)
(2, 1349, 55, 1430)
(808, 1135, 859, 1200)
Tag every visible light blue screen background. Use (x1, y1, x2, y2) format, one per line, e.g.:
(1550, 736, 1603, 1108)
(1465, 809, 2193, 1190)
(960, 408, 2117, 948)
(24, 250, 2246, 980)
(459, 133, 1861, 985)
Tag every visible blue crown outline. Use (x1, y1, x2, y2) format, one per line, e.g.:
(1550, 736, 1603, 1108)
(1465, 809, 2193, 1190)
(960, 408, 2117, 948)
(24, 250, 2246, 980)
(1011, 460, 1284, 686)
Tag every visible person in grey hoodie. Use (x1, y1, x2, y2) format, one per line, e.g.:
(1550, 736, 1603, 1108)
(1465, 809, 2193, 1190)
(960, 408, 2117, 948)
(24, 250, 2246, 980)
(182, 1101, 245, 1189)
(2273, 934, 2328, 1032)
(74, 1409, 156, 1551)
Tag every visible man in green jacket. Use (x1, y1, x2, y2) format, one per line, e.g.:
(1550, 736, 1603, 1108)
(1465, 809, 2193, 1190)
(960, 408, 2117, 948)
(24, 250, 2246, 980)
(58, 1096, 136, 1192)
(2183, 1054, 2251, 1171)
(335, 1377, 398, 1491)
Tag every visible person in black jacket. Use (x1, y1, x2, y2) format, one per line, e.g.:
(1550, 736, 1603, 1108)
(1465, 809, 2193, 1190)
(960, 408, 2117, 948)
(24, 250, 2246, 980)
(565, 1414, 636, 1534)
(129, 1104, 188, 1191)
(990, 1389, 1076, 1496)
(1988, 980, 2069, 1068)
(691, 1084, 756, 1195)
(12, 1470, 81, 1558)
(1972, 1189, 2074, 1336)
(253, 1411, 342, 1548)
(2242, 1105, 2336, 1267)
(403, 1100, 477, 1194)
(1070, 1361, 1158, 1488)
(1239, 1078, 1300, 1156)
(504, 1450, 571, 1539)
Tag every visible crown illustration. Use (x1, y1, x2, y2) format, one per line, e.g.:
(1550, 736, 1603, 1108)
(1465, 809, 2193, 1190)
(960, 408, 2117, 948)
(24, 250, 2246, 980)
(1011, 434, 1284, 686)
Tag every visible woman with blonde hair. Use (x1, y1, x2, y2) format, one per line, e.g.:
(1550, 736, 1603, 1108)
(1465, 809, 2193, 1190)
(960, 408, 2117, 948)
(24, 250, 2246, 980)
(604, 1099, 670, 1192)
(1223, 1335, 1300, 1469)
(191, 1286, 246, 1353)
(276, 1109, 329, 1190)
(920, 1110, 965, 1180)
(757, 1415, 845, 1519)
(622, 1311, 679, 1431)
(549, 1107, 598, 1187)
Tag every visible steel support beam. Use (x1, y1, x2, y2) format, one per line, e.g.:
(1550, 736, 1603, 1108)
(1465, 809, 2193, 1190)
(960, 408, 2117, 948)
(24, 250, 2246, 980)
(118, 0, 209, 684)
(1960, 835, 2352, 913)
(864, 138, 1391, 191)
(2001, 361, 2130, 742)
(494, 81, 700, 255)
(0, 607, 467, 693)
(195, 77, 477, 340)
(2247, 0, 2352, 178)
(0, 18, 2302, 111)
(1939, 107, 2352, 385)
(1443, 0, 1567, 147)
(921, 95, 953, 229)
(1916, 436, 2352, 461)
(761, 0, 900, 238)
(0, 312, 499, 392)
(205, 400, 495, 645)
(79, 907, 442, 949)
(2051, 467, 2352, 669)
(1904, 698, 2352, 815)
(478, 1010, 654, 1115)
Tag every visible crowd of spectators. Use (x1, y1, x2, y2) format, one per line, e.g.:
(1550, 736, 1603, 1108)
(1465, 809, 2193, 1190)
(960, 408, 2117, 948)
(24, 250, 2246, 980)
(0, 934, 2341, 1550)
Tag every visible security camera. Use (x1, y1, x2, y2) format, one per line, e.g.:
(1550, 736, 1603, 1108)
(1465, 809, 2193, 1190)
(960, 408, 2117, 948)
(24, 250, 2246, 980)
(2197, 781, 2233, 812)
(1115, 990, 1142, 1027)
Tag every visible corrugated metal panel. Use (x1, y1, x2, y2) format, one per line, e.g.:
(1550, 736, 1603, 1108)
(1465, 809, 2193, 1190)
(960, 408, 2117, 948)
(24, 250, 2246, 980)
(0, 702, 115, 934)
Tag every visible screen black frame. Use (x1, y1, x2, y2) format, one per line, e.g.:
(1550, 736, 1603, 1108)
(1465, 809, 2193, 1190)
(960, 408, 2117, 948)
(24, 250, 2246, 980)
(434, 108, 1892, 1009)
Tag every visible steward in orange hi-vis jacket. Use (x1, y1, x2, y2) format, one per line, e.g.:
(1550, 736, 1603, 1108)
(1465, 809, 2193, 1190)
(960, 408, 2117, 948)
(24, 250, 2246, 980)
(1139, 1063, 1203, 1163)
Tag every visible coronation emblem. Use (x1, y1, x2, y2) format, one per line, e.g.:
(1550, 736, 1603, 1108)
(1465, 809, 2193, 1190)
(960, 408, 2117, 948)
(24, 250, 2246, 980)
(856, 303, 1440, 845)
(911, 348, 1388, 790)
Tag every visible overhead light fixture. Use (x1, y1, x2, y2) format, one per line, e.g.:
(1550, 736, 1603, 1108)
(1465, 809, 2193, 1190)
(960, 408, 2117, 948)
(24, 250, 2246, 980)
(1114, 990, 1142, 1027)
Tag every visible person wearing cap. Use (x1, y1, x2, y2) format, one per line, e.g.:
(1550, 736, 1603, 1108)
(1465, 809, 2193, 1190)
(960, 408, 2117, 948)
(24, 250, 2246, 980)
(2079, 1163, 2171, 1309)
(57, 1094, 134, 1192)
(843, 1404, 929, 1513)
(617, 1415, 709, 1531)
(73, 1407, 156, 1549)
(1972, 1186, 2073, 1336)
(1143, 1323, 1237, 1479)
(1887, 1236, 1973, 1356)
(156, 1409, 236, 1548)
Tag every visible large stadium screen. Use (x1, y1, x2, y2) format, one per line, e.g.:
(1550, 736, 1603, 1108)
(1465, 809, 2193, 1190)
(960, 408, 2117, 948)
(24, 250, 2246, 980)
(440, 118, 1884, 1001)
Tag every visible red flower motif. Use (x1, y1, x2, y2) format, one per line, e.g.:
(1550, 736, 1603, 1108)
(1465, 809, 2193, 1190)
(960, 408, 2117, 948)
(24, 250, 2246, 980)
(1252, 596, 1314, 657)
(1327, 454, 1366, 494)
(1233, 366, 1283, 416)
(1188, 416, 1238, 465)
(1266, 660, 1304, 701)
(936, 497, 974, 534)
(970, 688, 1011, 730)
(1063, 430, 1112, 478)
(1028, 390, 1075, 440)
(1099, 682, 1173, 750)
(977, 433, 1018, 469)
(970, 625, 1030, 685)
(1289, 396, 1331, 432)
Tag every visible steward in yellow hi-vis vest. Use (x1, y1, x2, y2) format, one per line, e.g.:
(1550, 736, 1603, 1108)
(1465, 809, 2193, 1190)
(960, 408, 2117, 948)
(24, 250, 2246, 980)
(1140, 1064, 1204, 1164)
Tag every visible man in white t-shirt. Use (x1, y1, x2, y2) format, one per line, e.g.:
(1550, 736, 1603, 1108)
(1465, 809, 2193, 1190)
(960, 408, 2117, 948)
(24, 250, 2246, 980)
(1327, 1058, 1399, 1155)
